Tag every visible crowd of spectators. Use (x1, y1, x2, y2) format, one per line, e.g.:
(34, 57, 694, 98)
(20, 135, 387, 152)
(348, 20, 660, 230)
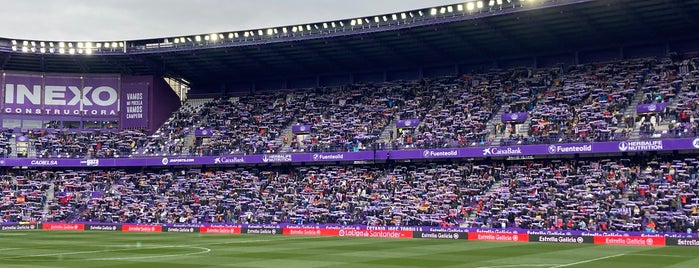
(2, 155, 699, 234)
(0, 57, 694, 158)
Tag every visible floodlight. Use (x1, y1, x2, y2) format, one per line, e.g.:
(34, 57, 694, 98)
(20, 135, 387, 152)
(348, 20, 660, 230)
(104, 42, 110, 48)
(458, 4, 464, 11)
(267, 29, 273, 35)
(180, 37, 185, 43)
(59, 48, 65, 54)
(49, 42, 54, 47)
(78, 42, 84, 48)
(40, 47, 46, 53)
(210, 34, 218, 40)
(477, 1, 484, 8)
(78, 49, 83, 54)
(292, 26, 298, 32)
(339, 21, 344, 26)
(383, 16, 388, 21)
(392, 14, 398, 20)
(331, 22, 336, 27)
(440, 7, 446, 14)
(467, 2, 475, 10)
(357, 19, 362, 25)
(30, 47, 36, 53)
(430, 8, 437, 15)
(282, 27, 288, 33)
(174, 38, 180, 44)
(204, 35, 210, 41)
(11, 46, 16, 51)
(351, 20, 356, 26)
(244, 32, 250, 37)
(233, 33, 239, 38)
(49, 48, 55, 53)
(228, 33, 234, 39)
(219, 34, 224, 39)
(11, 40, 16, 45)
(401, 13, 407, 19)
(21, 46, 28, 52)
(111, 42, 118, 47)
(418, 10, 424, 16)
(497, 0, 503, 5)
(195, 35, 202, 42)
(323, 23, 328, 28)
(313, 24, 319, 30)
(22, 40, 28, 46)
(258, 29, 263, 36)
(68, 43, 73, 48)
(31, 41, 36, 46)
(69, 48, 75, 54)
(374, 16, 379, 23)
(86, 42, 92, 48)
(447, 6, 453, 12)
(490, 0, 495, 6)
(40, 41, 45, 47)
(85, 49, 92, 55)
(306, 25, 311, 30)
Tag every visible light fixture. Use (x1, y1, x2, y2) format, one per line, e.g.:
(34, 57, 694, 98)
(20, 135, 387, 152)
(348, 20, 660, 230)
(430, 8, 437, 15)
(467, 2, 475, 10)
(195, 35, 202, 42)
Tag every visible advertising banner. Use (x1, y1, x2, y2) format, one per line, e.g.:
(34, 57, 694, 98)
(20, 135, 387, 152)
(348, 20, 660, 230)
(501, 112, 528, 122)
(592, 236, 665, 246)
(528, 234, 592, 244)
(84, 223, 121, 231)
(121, 224, 162, 233)
(120, 82, 149, 129)
(467, 232, 529, 242)
(194, 128, 215, 137)
(162, 226, 199, 233)
(637, 103, 669, 113)
(41, 223, 85, 231)
(0, 223, 38, 231)
(3, 73, 120, 117)
(199, 226, 242, 234)
(291, 125, 312, 133)
(396, 119, 420, 128)
(665, 237, 699, 246)
(413, 231, 466, 240)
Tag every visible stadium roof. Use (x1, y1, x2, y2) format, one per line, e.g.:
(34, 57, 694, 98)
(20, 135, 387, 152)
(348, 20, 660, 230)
(0, 0, 698, 88)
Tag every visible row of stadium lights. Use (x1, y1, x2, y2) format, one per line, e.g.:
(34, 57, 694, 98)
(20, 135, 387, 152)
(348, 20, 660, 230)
(167, 0, 528, 45)
(10, 40, 125, 55)
(9, 0, 531, 54)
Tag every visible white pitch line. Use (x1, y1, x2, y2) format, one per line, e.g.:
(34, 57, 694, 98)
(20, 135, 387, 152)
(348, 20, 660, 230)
(0, 248, 20, 252)
(87, 246, 211, 261)
(627, 253, 688, 258)
(549, 254, 625, 268)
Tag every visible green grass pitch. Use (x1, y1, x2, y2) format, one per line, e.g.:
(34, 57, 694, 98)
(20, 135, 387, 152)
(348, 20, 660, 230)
(0, 231, 698, 268)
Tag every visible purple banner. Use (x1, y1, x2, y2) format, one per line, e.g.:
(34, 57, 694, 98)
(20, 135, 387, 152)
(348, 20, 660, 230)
(194, 128, 214, 136)
(636, 102, 668, 113)
(83, 76, 120, 117)
(3, 73, 43, 115)
(0, 138, 697, 167)
(2, 73, 120, 117)
(291, 125, 312, 133)
(120, 82, 149, 129)
(396, 119, 420, 128)
(501, 112, 528, 122)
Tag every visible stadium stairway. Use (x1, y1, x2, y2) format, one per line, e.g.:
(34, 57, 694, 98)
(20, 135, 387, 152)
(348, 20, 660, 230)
(377, 118, 396, 145)
(278, 119, 298, 152)
(43, 183, 55, 221)
(624, 86, 647, 140)
(486, 105, 508, 146)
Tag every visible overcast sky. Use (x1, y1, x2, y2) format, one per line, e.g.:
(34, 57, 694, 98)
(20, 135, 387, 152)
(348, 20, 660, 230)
(0, 0, 459, 41)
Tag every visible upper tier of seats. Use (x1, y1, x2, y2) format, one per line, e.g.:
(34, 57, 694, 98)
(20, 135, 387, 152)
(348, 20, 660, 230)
(5, 57, 696, 159)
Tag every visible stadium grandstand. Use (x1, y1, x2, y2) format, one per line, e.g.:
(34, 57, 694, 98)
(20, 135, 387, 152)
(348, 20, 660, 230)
(2, 0, 699, 266)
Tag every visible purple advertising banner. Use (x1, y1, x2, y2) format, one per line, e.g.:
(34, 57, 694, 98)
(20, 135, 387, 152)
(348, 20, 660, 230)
(0, 138, 697, 167)
(637, 103, 668, 113)
(120, 82, 149, 129)
(83, 76, 120, 117)
(501, 112, 528, 122)
(396, 119, 420, 128)
(291, 125, 312, 133)
(3, 73, 120, 117)
(3, 73, 43, 115)
(194, 128, 215, 136)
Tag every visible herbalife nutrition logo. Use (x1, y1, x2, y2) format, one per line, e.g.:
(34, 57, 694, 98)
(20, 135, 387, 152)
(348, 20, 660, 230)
(618, 141, 663, 152)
